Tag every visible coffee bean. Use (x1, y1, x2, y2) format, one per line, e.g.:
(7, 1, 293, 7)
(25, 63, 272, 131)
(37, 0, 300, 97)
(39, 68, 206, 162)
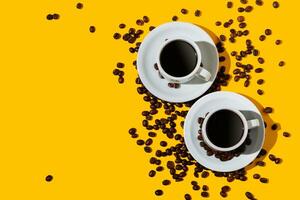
(268, 154, 276, 161)
(228, 19, 233, 24)
(46, 14, 53, 20)
(191, 181, 198, 185)
(144, 146, 152, 153)
(76, 2, 83, 9)
(89, 26, 96, 33)
(118, 76, 124, 84)
(172, 15, 178, 21)
(283, 132, 290, 137)
(257, 89, 264, 95)
(150, 157, 157, 164)
(201, 192, 209, 198)
(238, 7, 245, 12)
(160, 141, 168, 147)
(155, 189, 163, 196)
(122, 33, 130, 41)
(53, 13, 60, 20)
(245, 6, 253, 12)
(240, 72, 246, 78)
(181, 8, 188, 14)
(221, 186, 230, 192)
(265, 29, 272, 35)
(162, 179, 171, 185)
(259, 35, 266, 41)
(201, 171, 209, 178)
(220, 35, 226, 41)
(113, 32, 121, 39)
(273, 1, 280, 8)
(136, 19, 144, 26)
(116, 62, 124, 68)
(119, 23, 126, 29)
(279, 61, 285, 67)
(195, 9, 201, 16)
(253, 173, 260, 179)
(137, 139, 144, 145)
(145, 138, 153, 146)
(244, 80, 250, 87)
(239, 22, 247, 28)
(257, 79, 264, 85)
(148, 132, 156, 137)
(129, 47, 135, 53)
(236, 55, 242, 60)
(192, 185, 200, 190)
(275, 158, 282, 164)
(275, 39, 282, 45)
(227, 1, 233, 8)
(45, 175, 53, 182)
(149, 170, 156, 177)
(260, 177, 268, 183)
(220, 191, 227, 198)
(184, 194, 192, 200)
(231, 51, 237, 56)
(227, 176, 234, 182)
(167, 161, 175, 169)
(234, 76, 240, 82)
(258, 57, 265, 64)
(143, 16, 149, 23)
(131, 134, 138, 138)
(271, 123, 278, 130)
(240, 0, 247, 4)
(237, 16, 245, 22)
(219, 56, 226, 62)
(215, 21, 222, 26)
(253, 49, 259, 56)
(256, 0, 263, 6)
(243, 30, 249, 36)
(245, 192, 254, 199)
(263, 107, 273, 113)
(255, 68, 263, 73)
(113, 69, 120, 76)
(256, 161, 265, 166)
(149, 26, 155, 31)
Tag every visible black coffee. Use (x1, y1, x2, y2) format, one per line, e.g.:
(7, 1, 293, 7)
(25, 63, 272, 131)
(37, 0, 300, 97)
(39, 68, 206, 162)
(206, 109, 244, 148)
(159, 40, 197, 77)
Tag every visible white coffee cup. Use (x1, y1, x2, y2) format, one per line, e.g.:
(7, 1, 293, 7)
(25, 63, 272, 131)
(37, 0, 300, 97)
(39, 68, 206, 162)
(156, 36, 212, 83)
(201, 107, 260, 152)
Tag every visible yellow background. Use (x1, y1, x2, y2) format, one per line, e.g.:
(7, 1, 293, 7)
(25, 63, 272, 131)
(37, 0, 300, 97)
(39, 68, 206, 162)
(0, 0, 299, 199)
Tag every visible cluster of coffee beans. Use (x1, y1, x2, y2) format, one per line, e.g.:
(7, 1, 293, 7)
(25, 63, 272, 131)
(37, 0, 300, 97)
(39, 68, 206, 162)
(197, 116, 251, 161)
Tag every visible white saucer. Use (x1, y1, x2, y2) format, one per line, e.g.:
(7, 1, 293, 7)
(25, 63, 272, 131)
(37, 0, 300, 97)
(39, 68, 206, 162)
(137, 22, 219, 103)
(184, 91, 265, 172)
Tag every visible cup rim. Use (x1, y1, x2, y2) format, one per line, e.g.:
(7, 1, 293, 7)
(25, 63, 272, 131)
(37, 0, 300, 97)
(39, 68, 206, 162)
(157, 37, 202, 82)
(201, 107, 249, 152)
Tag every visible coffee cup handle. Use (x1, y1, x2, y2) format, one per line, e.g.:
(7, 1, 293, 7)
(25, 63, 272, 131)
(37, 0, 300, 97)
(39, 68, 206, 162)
(247, 119, 260, 129)
(196, 67, 211, 81)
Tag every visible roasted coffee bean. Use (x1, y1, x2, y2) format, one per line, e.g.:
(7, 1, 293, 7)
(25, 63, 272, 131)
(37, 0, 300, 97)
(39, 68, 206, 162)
(283, 132, 290, 137)
(76, 2, 83, 9)
(220, 35, 226, 41)
(201, 171, 209, 178)
(271, 123, 278, 130)
(172, 15, 178, 21)
(162, 179, 171, 185)
(144, 146, 152, 153)
(116, 62, 124, 68)
(195, 9, 201, 16)
(234, 76, 240, 82)
(245, 6, 253, 12)
(192, 185, 200, 190)
(240, 0, 247, 4)
(245, 192, 254, 199)
(113, 69, 120, 75)
(256, 161, 265, 166)
(229, 37, 236, 43)
(160, 141, 168, 147)
(89, 26, 96, 33)
(137, 139, 144, 145)
(237, 16, 245, 22)
(143, 16, 149, 23)
(227, 176, 234, 182)
(156, 166, 164, 171)
(275, 39, 282, 45)
(46, 14, 54, 20)
(244, 80, 250, 87)
(118, 76, 124, 84)
(243, 30, 249, 35)
(275, 158, 282, 164)
(239, 22, 247, 28)
(201, 192, 209, 198)
(215, 21, 222, 26)
(131, 133, 138, 138)
(118, 24, 126, 29)
(227, 1, 233, 8)
(149, 170, 156, 177)
(253, 49, 259, 56)
(265, 29, 272, 35)
(167, 161, 175, 169)
(191, 181, 198, 185)
(53, 13, 60, 20)
(255, 68, 263, 73)
(149, 26, 155, 31)
(279, 61, 285, 67)
(260, 177, 268, 183)
(263, 107, 273, 113)
(220, 191, 227, 198)
(181, 8, 188, 14)
(253, 173, 260, 179)
(259, 35, 266, 41)
(268, 154, 276, 161)
(136, 19, 144, 26)
(145, 138, 153, 146)
(258, 57, 265, 64)
(257, 79, 264, 85)
(236, 55, 242, 60)
(148, 132, 156, 137)
(221, 185, 230, 192)
(45, 175, 53, 182)
(219, 56, 226, 62)
(228, 19, 233, 24)
(122, 33, 130, 41)
(240, 72, 246, 78)
(273, 1, 279, 8)
(155, 189, 163, 196)
(184, 194, 192, 200)
(257, 89, 264, 95)
(238, 7, 245, 12)
(256, 0, 263, 6)
(129, 47, 135, 53)
(224, 22, 230, 28)
(149, 157, 157, 164)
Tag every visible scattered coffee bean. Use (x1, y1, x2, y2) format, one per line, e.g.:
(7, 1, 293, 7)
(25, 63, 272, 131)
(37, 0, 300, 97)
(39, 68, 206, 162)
(253, 173, 260, 179)
(260, 177, 268, 183)
(258, 57, 265, 64)
(257, 89, 264, 95)
(273, 1, 280, 8)
(263, 107, 273, 113)
(119, 23, 126, 29)
(278, 61, 285, 67)
(184, 194, 192, 200)
(116, 62, 124, 68)
(215, 21, 222, 26)
(238, 7, 245, 12)
(89, 26, 96, 33)
(149, 170, 156, 177)
(137, 139, 144, 145)
(275, 39, 282, 45)
(160, 141, 168, 147)
(181, 8, 188, 14)
(255, 68, 263, 73)
(201, 171, 209, 178)
(220, 35, 226, 41)
(245, 6, 253, 12)
(244, 80, 250, 87)
(257, 79, 264, 85)
(136, 19, 144, 26)
(283, 132, 290, 137)
(118, 76, 124, 84)
(172, 16, 178, 21)
(195, 9, 201, 17)
(155, 189, 163, 196)
(227, 1, 233, 8)
(113, 33, 121, 39)
(237, 16, 245, 22)
(256, 0, 263, 6)
(201, 192, 209, 198)
(144, 146, 152, 153)
(271, 123, 278, 130)
(239, 22, 247, 28)
(162, 179, 171, 185)
(275, 158, 282, 164)
(268, 154, 276, 161)
(221, 186, 230, 192)
(253, 49, 259, 56)
(245, 192, 254, 199)
(149, 26, 155, 31)
(76, 2, 83, 9)
(53, 13, 60, 20)
(256, 161, 265, 166)
(220, 191, 227, 198)
(145, 138, 153, 146)
(265, 29, 272, 35)
(240, 0, 248, 4)
(259, 35, 266, 41)
(219, 56, 226, 62)
(45, 175, 53, 182)
(46, 14, 54, 20)
(192, 185, 200, 190)
(156, 166, 164, 171)
(143, 16, 150, 23)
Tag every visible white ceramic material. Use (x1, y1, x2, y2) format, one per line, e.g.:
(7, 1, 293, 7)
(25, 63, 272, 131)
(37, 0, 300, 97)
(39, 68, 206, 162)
(157, 36, 211, 83)
(184, 91, 265, 172)
(137, 22, 219, 103)
(201, 106, 260, 152)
